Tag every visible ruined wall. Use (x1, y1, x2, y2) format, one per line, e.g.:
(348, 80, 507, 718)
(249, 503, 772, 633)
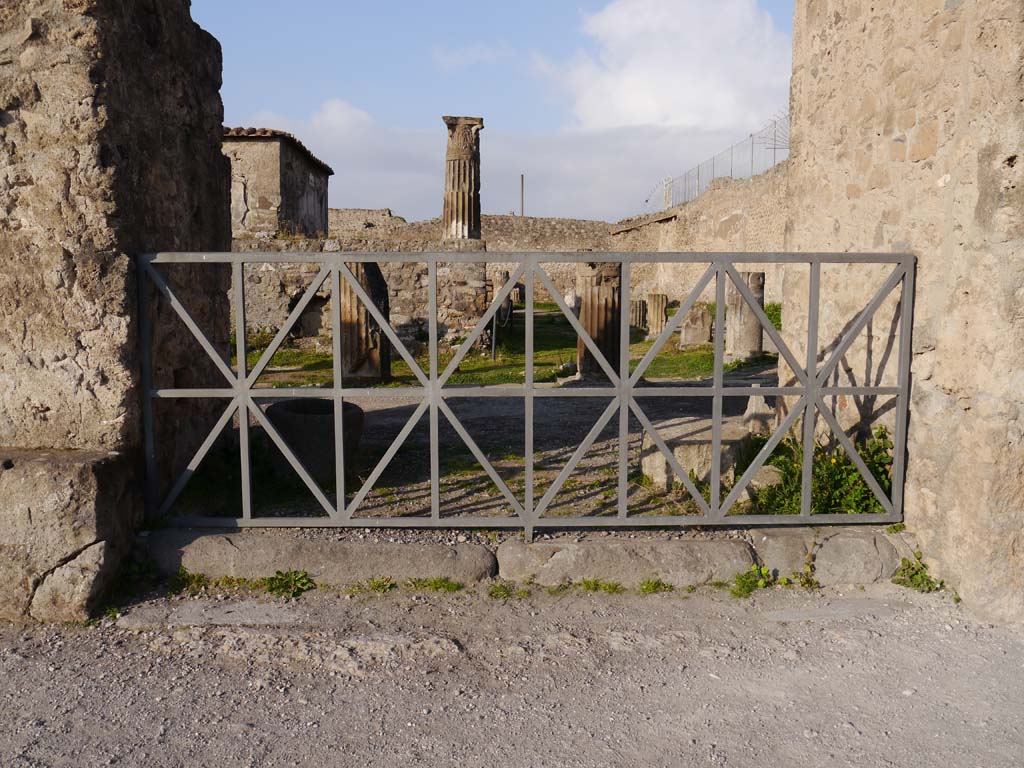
(0, 0, 230, 621)
(225, 139, 281, 238)
(611, 163, 789, 305)
(784, 0, 1024, 622)
(329, 208, 407, 234)
(280, 140, 329, 237)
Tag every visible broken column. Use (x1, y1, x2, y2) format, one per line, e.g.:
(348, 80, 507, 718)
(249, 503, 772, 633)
(576, 263, 621, 378)
(678, 303, 713, 349)
(725, 272, 765, 361)
(630, 299, 648, 329)
(438, 116, 488, 343)
(647, 293, 668, 338)
(0, 1, 230, 621)
(442, 116, 484, 240)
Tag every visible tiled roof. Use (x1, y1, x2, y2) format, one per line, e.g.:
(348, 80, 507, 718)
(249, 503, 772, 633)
(223, 127, 334, 175)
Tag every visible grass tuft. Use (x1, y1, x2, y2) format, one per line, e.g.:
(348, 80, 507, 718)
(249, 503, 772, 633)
(488, 581, 531, 600)
(578, 578, 625, 594)
(638, 577, 675, 595)
(405, 577, 463, 593)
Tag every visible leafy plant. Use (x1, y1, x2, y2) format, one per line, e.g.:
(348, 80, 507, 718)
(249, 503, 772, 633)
(892, 552, 944, 593)
(638, 577, 675, 595)
(740, 427, 894, 516)
(886, 522, 906, 534)
(792, 553, 821, 590)
(764, 302, 783, 331)
(730, 564, 775, 598)
(261, 570, 316, 598)
(488, 581, 531, 600)
(405, 577, 463, 593)
(545, 582, 573, 596)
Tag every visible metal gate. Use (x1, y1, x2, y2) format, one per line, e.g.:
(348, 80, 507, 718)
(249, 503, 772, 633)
(138, 251, 914, 535)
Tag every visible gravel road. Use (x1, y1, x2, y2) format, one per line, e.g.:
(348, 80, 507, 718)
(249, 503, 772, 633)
(1, 583, 1021, 767)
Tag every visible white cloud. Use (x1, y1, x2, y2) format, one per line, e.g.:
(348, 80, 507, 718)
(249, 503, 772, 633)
(240, 1, 791, 222)
(558, 0, 791, 132)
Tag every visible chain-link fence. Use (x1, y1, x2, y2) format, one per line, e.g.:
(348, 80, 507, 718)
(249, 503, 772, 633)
(644, 114, 790, 213)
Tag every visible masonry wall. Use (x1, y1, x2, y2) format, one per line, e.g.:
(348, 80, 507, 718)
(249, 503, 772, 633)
(329, 208, 407, 234)
(784, 0, 1024, 622)
(0, 0, 230, 621)
(225, 139, 281, 238)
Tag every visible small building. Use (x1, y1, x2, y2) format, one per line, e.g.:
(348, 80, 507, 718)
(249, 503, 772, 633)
(223, 127, 334, 238)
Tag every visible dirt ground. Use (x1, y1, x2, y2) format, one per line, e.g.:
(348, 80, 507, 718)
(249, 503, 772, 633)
(1, 583, 1021, 767)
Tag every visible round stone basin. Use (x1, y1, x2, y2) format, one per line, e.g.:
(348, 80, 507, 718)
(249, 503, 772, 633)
(265, 399, 364, 487)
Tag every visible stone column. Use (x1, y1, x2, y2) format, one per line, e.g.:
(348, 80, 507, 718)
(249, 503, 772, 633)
(725, 272, 765, 361)
(442, 116, 484, 240)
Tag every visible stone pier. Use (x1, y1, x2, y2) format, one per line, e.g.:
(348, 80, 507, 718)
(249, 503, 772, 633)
(0, 1, 230, 621)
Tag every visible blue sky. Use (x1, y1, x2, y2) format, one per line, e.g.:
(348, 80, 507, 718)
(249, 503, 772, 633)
(192, 0, 794, 221)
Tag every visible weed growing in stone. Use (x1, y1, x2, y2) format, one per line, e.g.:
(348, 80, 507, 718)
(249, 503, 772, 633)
(168, 567, 211, 596)
(886, 523, 906, 534)
(730, 565, 775, 598)
(579, 578, 625, 594)
(638, 577, 674, 595)
(405, 577, 463, 593)
(892, 552, 944, 593)
(488, 581, 531, 600)
(544, 582, 573, 596)
(261, 570, 316, 599)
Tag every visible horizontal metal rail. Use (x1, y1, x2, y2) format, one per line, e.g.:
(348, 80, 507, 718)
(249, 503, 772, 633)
(138, 251, 915, 535)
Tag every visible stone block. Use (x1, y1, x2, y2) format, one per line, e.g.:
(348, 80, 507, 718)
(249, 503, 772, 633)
(143, 529, 498, 586)
(0, 451, 135, 622)
(496, 538, 754, 588)
(750, 528, 811, 578)
(812, 530, 901, 586)
(678, 302, 712, 349)
(640, 419, 754, 492)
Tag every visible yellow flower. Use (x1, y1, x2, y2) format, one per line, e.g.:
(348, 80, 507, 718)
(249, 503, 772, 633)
(830, 457, 837, 465)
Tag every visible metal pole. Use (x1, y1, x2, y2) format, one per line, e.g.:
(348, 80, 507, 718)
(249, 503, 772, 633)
(750, 134, 755, 177)
(520, 173, 524, 217)
(773, 120, 778, 166)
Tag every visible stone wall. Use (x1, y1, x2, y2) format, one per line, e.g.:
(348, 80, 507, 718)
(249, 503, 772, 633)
(280, 139, 329, 237)
(611, 164, 789, 305)
(0, 0, 230, 621)
(329, 208, 407, 234)
(783, 0, 1024, 622)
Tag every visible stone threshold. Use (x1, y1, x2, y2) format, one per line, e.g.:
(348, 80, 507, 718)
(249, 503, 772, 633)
(142, 525, 915, 590)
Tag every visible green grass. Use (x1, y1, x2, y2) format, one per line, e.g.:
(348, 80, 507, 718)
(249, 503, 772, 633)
(578, 578, 625, 594)
(240, 307, 773, 389)
(488, 581, 531, 600)
(405, 577, 463, 593)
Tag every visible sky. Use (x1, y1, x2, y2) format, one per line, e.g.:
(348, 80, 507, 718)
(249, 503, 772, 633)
(191, 0, 795, 223)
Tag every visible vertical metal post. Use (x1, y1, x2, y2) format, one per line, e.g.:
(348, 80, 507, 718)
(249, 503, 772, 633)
(520, 173, 525, 218)
(524, 256, 535, 540)
(801, 260, 821, 517)
(138, 258, 159, 519)
(711, 263, 726, 517)
(730, 145, 734, 178)
(773, 119, 778, 166)
(428, 259, 440, 520)
(233, 261, 253, 520)
(331, 260, 345, 519)
(617, 260, 631, 518)
(750, 134, 755, 177)
(891, 259, 915, 518)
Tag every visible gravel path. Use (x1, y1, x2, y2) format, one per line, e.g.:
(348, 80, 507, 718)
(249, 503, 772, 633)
(1, 583, 1021, 767)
